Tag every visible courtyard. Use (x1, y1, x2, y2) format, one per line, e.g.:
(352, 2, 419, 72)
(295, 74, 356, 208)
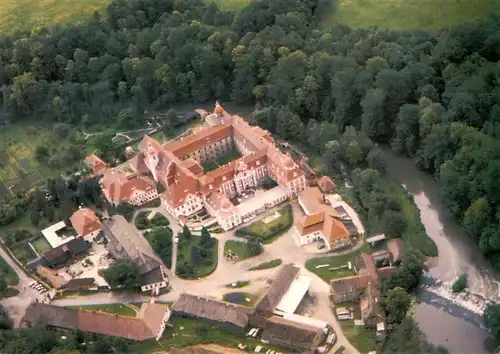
(201, 147, 242, 172)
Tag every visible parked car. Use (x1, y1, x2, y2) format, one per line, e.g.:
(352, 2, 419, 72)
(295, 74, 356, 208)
(317, 243, 326, 250)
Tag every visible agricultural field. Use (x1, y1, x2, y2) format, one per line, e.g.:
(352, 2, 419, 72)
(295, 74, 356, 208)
(325, 0, 500, 31)
(0, 0, 109, 34)
(0, 123, 61, 199)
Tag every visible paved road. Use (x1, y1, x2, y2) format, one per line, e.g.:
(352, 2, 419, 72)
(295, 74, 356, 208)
(57, 203, 363, 353)
(0, 246, 40, 327)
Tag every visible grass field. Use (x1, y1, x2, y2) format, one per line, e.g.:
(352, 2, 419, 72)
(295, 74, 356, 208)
(31, 237, 52, 255)
(325, 0, 500, 31)
(305, 249, 365, 283)
(69, 303, 136, 317)
(340, 320, 377, 353)
(0, 0, 109, 33)
(236, 204, 293, 243)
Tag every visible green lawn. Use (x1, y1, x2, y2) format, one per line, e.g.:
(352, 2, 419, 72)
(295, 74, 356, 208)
(132, 316, 287, 353)
(0, 254, 19, 286)
(236, 204, 293, 243)
(10, 243, 36, 265)
(4, 287, 20, 298)
(206, 0, 252, 11)
(224, 240, 262, 260)
(325, 0, 500, 31)
(390, 179, 438, 257)
(0, 0, 109, 34)
(202, 147, 242, 173)
(31, 237, 52, 254)
(222, 292, 258, 307)
(340, 320, 377, 353)
(305, 251, 362, 283)
(248, 258, 282, 271)
(69, 303, 136, 317)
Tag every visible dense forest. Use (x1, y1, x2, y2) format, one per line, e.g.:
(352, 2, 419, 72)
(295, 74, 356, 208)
(0, 0, 497, 350)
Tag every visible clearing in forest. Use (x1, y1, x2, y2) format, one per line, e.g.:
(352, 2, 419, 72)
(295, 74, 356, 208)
(0, 0, 109, 33)
(325, 0, 500, 31)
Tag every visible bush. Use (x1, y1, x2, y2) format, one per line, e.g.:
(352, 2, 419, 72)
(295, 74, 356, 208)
(248, 259, 282, 271)
(109, 203, 135, 221)
(146, 227, 173, 268)
(452, 274, 467, 293)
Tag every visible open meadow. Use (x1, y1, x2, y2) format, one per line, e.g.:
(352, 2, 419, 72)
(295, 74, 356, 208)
(0, 0, 109, 33)
(325, 0, 500, 30)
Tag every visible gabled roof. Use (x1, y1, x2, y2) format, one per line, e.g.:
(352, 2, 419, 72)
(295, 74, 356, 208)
(330, 275, 371, 298)
(132, 103, 306, 210)
(297, 212, 324, 229)
(140, 266, 165, 286)
(256, 264, 300, 313)
(65, 278, 95, 291)
(22, 303, 169, 341)
(316, 176, 337, 193)
(171, 293, 251, 328)
(43, 238, 91, 264)
(69, 208, 101, 237)
(101, 173, 156, 204)
(262, 316, 324, 352)
(84, 154, 107, 175)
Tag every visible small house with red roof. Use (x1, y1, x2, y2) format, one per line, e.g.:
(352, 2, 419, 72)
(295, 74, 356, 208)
(69, 208, 102, 242)
(84, 154, 108, 175)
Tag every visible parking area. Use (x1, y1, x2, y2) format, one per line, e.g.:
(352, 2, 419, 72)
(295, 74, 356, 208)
(64, 243, 113, 286)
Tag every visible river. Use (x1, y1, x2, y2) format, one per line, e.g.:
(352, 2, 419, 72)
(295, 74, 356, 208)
(380, 148, 495, 354)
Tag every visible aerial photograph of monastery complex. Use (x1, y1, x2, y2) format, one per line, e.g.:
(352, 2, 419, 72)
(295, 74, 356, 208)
(0, 0, 499, 353)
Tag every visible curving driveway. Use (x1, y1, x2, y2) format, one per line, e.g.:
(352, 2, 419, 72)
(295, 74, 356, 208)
(0, 246, 40, 327)
(55, 204, 363, 353)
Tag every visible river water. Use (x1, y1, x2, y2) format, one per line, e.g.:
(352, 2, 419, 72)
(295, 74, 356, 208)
(380, 148, 495, 354)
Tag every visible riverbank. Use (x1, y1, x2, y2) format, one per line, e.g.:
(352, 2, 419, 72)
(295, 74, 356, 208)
(380, 148, 496, 353)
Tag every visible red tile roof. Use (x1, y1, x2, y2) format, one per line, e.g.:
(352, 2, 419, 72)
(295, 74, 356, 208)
(22, 303, 168, 341)
(134, 103, 306, 209)
(101, 173, 156, 204)
(84, 154, 107, 175)
(69, 208, 101, 237)
(317, 176, 337, 193)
